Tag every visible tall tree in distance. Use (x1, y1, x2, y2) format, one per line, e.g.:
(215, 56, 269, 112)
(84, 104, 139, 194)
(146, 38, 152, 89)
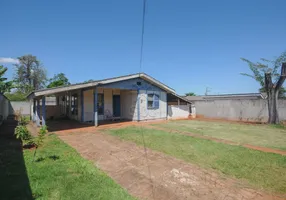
(241, 51, 286, 97)
(14, 55, 47, 93)
(47, 73, 70, 88)
(0, 65, 13, 93)
(185, 92, 196, 96)
(241, 51, 286, 124)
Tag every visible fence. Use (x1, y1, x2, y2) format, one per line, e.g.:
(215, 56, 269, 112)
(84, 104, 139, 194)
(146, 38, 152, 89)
(192, 99, 286, 122)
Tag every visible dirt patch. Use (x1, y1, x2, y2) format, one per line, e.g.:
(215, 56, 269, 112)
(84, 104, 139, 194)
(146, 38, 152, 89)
(146, 125, 286, 156)
(58, 131, 284, 200)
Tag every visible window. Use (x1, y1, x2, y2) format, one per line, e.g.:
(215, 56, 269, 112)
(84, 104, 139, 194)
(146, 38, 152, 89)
(71, 94, 78, 115)
(98, 93, 104, 115)
(147, 93, 159, 109)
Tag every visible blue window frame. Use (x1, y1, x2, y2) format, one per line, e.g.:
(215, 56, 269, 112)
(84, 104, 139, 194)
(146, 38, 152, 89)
(147, 93, 159, 109)
(98, 93, 104, 115)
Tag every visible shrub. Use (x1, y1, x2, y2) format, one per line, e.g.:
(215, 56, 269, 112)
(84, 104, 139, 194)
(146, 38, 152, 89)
(33, 125, 48, 162)
(18, 116, 30, 126)
(14, 125, 32, 142)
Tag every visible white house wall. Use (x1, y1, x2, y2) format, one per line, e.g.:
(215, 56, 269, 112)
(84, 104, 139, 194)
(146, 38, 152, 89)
(83, 89, 94, 121)
(83, 88, 121, 121)
(121, 90, 138, 120)
(168, 105, 190, 119)
(138, 90, 167, 121)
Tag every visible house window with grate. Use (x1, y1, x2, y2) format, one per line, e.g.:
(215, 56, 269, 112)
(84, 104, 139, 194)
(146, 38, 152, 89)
(147, 93, 159, 109)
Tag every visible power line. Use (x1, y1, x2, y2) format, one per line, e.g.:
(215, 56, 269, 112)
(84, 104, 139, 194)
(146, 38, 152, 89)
(139, 0, 147, 73)
(138, 0, 155, 199)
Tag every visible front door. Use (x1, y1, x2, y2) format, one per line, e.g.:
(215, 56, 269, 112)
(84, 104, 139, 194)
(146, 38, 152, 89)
(113, 95, 121, 117)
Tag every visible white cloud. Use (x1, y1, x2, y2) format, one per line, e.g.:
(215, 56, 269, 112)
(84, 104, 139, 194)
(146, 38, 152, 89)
(0, 57, 19, 64)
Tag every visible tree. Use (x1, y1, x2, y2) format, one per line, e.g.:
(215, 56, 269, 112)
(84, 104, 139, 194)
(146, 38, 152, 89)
(185, 92, 196, 96)
(83, 79, 94, 83)
(264, 63, 286, 124)
(241, 51, 286, 97)
(241, 51, 286, 124)
(5, 91, 27, 101)
(0, 65, 13, 93)
(47, 73, 70, 88)
(14, 55, 47, 93)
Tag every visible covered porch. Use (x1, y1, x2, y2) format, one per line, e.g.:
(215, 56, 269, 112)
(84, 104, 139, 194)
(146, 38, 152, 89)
(29, 86, 139, 127)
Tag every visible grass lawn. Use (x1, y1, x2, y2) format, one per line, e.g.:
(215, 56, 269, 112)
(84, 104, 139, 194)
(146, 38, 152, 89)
(0, 134, 135, 200)
(151, 120, 286, 150)
(108, 126, 286, 193)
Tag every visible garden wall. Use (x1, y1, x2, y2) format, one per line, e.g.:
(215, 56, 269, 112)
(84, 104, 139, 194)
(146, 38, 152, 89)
(192, 99, 286, 122)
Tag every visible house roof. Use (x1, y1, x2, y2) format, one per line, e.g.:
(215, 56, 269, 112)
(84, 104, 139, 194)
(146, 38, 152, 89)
(0, 93, 8, 101)
(27, 73, 176, 98)
(185, 93, 267, 101)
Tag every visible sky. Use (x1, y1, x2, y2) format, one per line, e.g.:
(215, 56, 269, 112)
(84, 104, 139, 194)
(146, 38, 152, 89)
(1, 0, 286, 95)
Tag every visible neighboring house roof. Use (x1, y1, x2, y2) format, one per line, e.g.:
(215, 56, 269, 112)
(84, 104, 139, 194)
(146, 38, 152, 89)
(185, 93, 266, 101)
(27, 73, 191, 102)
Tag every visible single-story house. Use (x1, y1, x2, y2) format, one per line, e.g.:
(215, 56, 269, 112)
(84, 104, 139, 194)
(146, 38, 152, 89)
(27, 73, 192, 126)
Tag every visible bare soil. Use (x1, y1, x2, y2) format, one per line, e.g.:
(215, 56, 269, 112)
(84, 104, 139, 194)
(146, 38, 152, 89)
(58, 130, 284, 200)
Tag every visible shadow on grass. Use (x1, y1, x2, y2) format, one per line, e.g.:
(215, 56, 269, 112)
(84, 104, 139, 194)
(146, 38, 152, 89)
(0, 119, 34, 200)
(35, 155, 60, 162)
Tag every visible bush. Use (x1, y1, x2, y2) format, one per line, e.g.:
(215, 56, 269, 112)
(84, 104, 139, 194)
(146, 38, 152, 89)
(33, 125, 48, 161)
(14, 125, 32, 142)
(18, 116, 30, 126)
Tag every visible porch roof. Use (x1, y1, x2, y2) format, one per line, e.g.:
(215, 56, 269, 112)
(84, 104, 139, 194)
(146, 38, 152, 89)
(27, 73, 177, 99)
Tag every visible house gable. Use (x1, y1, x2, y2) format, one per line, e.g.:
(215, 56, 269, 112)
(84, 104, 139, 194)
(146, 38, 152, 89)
(101, 77, 164, 92)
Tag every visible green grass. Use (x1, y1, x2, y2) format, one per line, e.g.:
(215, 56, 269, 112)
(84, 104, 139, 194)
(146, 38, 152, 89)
(0, 134, 135, 200)
(108, 126, 286, 193)
(152, 120, 286, 150)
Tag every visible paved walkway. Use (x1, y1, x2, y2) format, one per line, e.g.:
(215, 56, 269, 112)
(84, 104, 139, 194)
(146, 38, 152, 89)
(58, 130, 283, 200)
(144, 125, 286, 156)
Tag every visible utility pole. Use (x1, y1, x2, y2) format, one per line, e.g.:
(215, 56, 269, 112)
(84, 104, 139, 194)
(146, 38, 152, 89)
(205, 87, 211, 96)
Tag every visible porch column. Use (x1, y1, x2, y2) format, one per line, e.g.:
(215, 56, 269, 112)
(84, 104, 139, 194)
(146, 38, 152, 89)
(42, 96, 46, 126)
(81, 90, 84, 122)
(36, 99, 40, 127)
(137, 89, 140, 122)
(33, 99, 36, 122)
(94, 87, 98, 126)
(69, 92, 72, 117)
(178, 98, 180, 106)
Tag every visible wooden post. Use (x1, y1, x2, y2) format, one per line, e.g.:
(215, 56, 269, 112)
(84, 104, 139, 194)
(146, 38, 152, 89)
(81, 90, 84, 122)
(33, 100, 36, 122)
(94, 87, 98, 126)
(137, 89, 140, 121)
(36, 99, 40, 127)
(42, 96, 46, 126)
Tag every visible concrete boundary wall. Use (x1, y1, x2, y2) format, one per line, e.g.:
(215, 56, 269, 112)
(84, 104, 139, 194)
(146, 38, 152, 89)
(9, 101, 31, 116)
(193, 99, 286, 122)
(168, 105, 190, 119)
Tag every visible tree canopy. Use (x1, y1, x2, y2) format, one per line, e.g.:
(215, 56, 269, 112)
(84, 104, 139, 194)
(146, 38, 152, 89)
(0, 65, 13, 93)
(241, 51, 286, 96)
(14, 55, 47, 93)
(185, 92, 196, 96)
(47, 73, 70, 88)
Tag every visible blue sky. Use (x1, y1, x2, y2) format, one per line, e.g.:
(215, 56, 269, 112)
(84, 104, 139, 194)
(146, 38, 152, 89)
(1, 0, 285, 95)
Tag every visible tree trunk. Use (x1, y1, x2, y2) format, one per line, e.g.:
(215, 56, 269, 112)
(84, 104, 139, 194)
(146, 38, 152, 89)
(267, 89, 279, 124)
